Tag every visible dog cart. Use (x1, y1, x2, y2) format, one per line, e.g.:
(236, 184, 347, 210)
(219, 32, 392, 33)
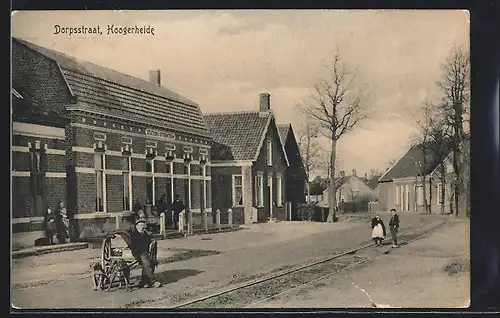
(101, 231, 158, 275)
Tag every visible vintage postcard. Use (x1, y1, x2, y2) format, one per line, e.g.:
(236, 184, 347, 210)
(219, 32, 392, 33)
(11, 10, 470, 309)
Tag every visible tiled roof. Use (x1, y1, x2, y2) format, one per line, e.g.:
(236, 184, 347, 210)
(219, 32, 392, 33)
(13, 38, 210, 137)
(204, 111, 272, 161)
(378, 138, 455, 182)
(366, 176, 381, 190)
(277, 124, 291, 145)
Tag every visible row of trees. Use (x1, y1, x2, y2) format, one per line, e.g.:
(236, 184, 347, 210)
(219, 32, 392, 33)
(411, 46, 470, 217)
(294, 45, 470, 220)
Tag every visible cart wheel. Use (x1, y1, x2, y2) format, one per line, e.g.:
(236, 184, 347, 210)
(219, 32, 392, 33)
(149, 241, 158, 273)
(101, 237, 112, 272)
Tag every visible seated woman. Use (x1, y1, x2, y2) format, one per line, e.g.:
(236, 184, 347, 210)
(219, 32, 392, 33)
(112, 219, 161, 288)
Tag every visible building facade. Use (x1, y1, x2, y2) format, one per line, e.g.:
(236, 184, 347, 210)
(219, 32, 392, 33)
(205, 93, 289, 224)
(278, 124, 307, 219)
(377, 138, 468, 215)
(12, 38, 212, 244)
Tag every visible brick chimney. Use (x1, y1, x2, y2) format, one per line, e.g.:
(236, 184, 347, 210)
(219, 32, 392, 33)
(259, 93, 271, 112)
(149, 69, 161, 87)
(364, 173, 368, 180)
(352, 169, 357, 176)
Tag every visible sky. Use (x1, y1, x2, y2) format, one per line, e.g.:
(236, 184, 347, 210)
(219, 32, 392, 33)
(11, 10, 469, 178)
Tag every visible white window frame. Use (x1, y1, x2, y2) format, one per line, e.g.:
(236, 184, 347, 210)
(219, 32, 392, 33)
(276, 174, 283, 207)
(146, 157, 155, 205)
(165, 161, 173, 174)
(122, 155, 132, 211)
(95, 151, 106, 213)
(232, 174, 244, 207)
(395, 185, 400, 205)
(416, 185, 424, 206)
(437, 183, 443, 205)
(405, 184, 410, 212)
(400, 186, 405, 211)
(255, 174, 264, 207)
(267, 140, 273, 166)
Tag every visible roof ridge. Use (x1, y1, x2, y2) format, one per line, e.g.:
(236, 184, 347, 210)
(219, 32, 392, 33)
(13, 37, 199, 107)
(204, 110, 267, 116)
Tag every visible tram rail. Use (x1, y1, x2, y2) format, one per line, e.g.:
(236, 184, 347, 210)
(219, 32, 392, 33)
(169, 219, 448, 309)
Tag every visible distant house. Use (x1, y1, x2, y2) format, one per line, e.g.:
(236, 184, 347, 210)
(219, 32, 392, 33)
(204, 93, 289, 224)
(278, 124, 307, 219)
(321, 169, 378, 208)
(377, 137, 468, 214)
(307, 176, 328, 204)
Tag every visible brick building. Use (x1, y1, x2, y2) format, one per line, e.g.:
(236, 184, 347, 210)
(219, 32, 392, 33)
(278, 124, 307, 219)
(204, 93, 289, 224)
(12, 38, 212, 244)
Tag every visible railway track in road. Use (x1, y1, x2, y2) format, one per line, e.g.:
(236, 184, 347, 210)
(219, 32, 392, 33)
(169, 218, 449, 309)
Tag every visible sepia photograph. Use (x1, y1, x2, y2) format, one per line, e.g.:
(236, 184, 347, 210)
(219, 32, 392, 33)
(11, 10, 470, 309)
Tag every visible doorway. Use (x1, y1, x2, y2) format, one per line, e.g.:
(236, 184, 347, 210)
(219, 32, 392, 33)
(29, 150, 46, 217)
(267, 174, 273, 220)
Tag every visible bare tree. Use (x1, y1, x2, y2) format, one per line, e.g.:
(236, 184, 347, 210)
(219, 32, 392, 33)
(413, 102, 451, 215)
(437, 46, 470, 217)
(367, 168, 382, 180)
(296, 121, 321, 203)
(409, 133, 431, 214)
(298, 49, 368, 222)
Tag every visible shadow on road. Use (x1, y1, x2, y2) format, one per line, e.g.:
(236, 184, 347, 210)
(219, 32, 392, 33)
(154, 269, 204, 285)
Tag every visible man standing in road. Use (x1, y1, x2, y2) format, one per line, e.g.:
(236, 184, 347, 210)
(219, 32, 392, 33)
(389, 208, 400, 248)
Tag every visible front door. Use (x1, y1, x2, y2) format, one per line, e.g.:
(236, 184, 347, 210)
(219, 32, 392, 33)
(267, 174, 273, 220)
(29, 150, 46, 218)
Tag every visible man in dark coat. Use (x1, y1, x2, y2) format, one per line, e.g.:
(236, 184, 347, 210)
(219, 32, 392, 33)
(171, 194, 185, 230)
(127, 219, 161, 288)
(389, 208, 400, 248)
(156, 194, 168, 227)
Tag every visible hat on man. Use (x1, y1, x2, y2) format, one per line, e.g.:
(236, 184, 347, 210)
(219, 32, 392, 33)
(135, 218, 146, 225)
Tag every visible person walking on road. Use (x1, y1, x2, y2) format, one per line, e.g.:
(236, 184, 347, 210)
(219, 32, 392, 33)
(371, 214, 386, 246)
(171, 194, 185, 230)
(389, 208, 400, 248)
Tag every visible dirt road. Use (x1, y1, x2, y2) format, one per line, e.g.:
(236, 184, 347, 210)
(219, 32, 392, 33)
(11, 214, 447, 309)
